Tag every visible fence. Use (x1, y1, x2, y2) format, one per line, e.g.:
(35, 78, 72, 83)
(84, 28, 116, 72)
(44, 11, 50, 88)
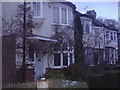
(2, 80, 48, 89)
(2, 83, 18, 88)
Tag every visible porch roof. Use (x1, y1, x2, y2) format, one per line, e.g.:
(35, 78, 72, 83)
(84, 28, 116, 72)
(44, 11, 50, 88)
(27, 36, 57, 42)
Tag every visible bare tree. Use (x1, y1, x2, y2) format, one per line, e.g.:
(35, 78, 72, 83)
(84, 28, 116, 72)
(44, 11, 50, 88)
(2, 2, 35, 82)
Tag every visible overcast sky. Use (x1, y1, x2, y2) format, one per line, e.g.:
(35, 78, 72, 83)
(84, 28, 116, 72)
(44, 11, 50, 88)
(66, 0, 119, 21)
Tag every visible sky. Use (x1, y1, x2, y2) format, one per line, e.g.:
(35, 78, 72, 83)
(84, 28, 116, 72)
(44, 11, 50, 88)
(66, 0, 119, 21)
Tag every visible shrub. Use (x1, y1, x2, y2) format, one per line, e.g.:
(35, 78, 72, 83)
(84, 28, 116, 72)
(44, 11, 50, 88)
(63, 64, 88, 81)
(88, 70, 120, 88)
(44, 71, 66, 79)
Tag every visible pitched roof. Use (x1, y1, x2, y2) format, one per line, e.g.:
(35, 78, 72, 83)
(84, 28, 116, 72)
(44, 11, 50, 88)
(79, 13, 118, 31)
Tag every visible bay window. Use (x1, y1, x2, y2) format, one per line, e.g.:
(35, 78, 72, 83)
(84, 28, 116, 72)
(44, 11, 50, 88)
(53, 7, 72, 25)
(54, 52, 74, 67)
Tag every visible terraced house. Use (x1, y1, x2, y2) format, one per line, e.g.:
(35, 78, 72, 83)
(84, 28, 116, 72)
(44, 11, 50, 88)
(80, 10, 118, 66)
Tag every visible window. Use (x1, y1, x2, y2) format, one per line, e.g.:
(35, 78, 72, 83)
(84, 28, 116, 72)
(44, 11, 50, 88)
(106, 31, 109, 40)
(53, 7, 59, 24)
(111, 32, 113, 40)
(82, 19, 91, 33)
(63, 53, 68, 66)
(33, 2, 42, 17)
(105, 48, 109, 61)
(94, 28, 100, 37)
(29, 45, 34, 62)
(81, 19, 84, 30)
(54, 53, 61, 66)
(70, 53, 73, 64)
(85, 24, 90, 33)
(53, 7, 72, 25)
(62, 43, 68, 51)
(54, 43, 61, 51)
(68, 10, 72, 25)
(61, 8, 67, 24)
(85, 48, 94, 65)
(110, 49, 114, 60)
(114, 32, 116, 41)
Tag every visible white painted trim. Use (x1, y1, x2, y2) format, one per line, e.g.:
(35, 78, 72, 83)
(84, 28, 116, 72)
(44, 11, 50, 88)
(59, 7, 62, 25)
(61, 53, 63, 67)
(68, 53, 70, 66)
(52, 6, 73, 26)
(40, 1, 43, 17)
(67, 9, 69, 25)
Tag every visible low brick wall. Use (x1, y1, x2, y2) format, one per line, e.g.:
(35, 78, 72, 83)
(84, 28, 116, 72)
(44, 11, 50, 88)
(25, 68, 34, 82)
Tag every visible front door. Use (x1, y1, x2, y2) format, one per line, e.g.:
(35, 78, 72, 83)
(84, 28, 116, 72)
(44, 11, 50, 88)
(35, 53, 44, 80)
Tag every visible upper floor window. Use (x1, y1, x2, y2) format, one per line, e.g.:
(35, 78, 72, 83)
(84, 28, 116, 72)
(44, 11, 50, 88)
(81, 19, 91, 34)
(53, 7, 72, 25)
(111, 32, 113, 40)
(33, 2, 42, 18)
(85, 24, 90, 33)
(68, 9, 72, 25)
(114, 32, 117, 41)
(53, 7, 59, 24)
(94, 27, 100, 38)
(62, 8, 67, 24)
(106, 31, 109, 40)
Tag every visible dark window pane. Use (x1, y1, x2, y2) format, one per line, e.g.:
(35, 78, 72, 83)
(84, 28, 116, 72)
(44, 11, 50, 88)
(29, 45, 34, 62)
(54, 53, 61, 66)
(86, 24, 90, 33)
(54, 43, 61, 51)
(62, 43, 68, 51)
(63, 53, 68, 66)
(70, 53, 73, 64)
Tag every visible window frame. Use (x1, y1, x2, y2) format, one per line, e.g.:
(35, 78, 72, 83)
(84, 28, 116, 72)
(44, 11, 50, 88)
(52, 6, 73, 26)
(53, 7, 60, 24)
(114, 32, 117, 41)
(93, 27, 100, 38)
(32, 2, 43, 18)
(81, 18, 92, 34)
(106, 30, 110, 40)
(110, 32, 113, 40)
(53, 44, 74, 68)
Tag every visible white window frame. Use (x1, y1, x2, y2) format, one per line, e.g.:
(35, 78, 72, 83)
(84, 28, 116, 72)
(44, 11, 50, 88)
(93, 27, 100, 37)
(52, 6, 72, 26)
(110, 32, 114, 41)
(53, 7, 60, 24)
(31, 2, 43, 18)
(53, 46, 74, 68)
(83, 19, 92, 34)
(61, 8, 67, 25)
